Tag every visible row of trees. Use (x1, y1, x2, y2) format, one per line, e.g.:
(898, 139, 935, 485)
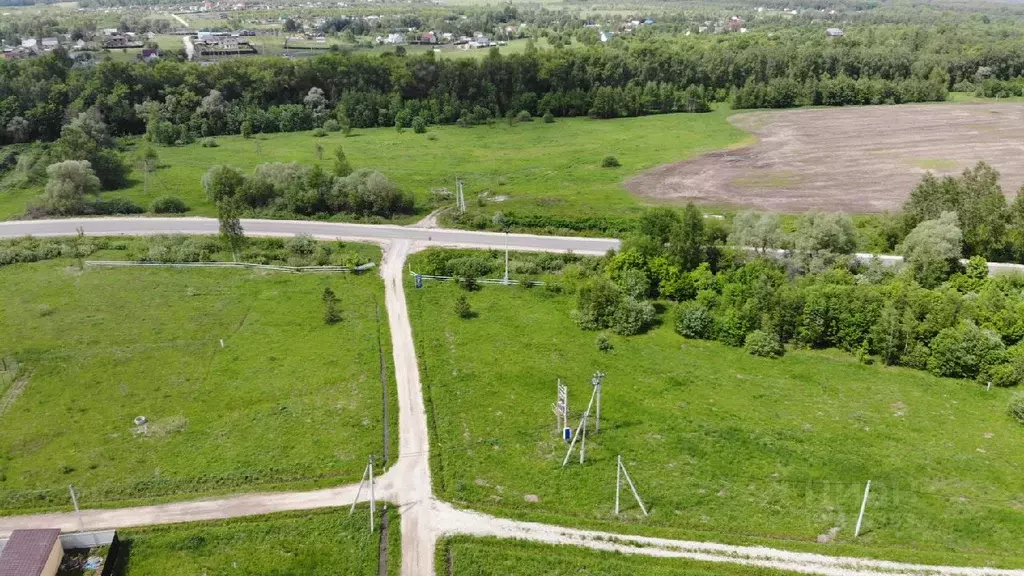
(8, 21, 1024, 144)
(201, 155, 414, 219)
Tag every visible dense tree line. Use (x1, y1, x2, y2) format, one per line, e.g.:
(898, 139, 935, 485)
(10, 17, 1024, 144)
(570, 205, 1024, 389)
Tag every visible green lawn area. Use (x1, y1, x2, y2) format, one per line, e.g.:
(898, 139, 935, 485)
(407, 266, 1024, 567)
(0, 107, 748, 226)
(109, 507, 396, 575)
(437, 537, 800, 576)
(0, 246, 396, 512)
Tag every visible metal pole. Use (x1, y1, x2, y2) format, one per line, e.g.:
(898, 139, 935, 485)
(855, 480, 871, 537)
(615, 456, 621, 514)
(620, 461, 649, 516)
(69, 484, 85, 532)
(369, 456, 375, 533)
(350, 464, 369, 515)
(504, 232, 509, 285)
(561, 386, 596, 467)
(579, 411, 587, 464)
(592, 372, 604, 433)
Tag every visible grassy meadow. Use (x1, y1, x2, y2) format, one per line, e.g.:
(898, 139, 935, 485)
(407, 264, 1024, 567)
(111, 507, 396, 575)
(0, 246, 396, 512)
(0, 107, 748, 225)
(437, 537, 801, 576)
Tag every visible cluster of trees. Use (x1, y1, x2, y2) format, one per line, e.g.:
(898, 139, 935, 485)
(201, 156, 414, 219)
(575, 205, 1024, 388)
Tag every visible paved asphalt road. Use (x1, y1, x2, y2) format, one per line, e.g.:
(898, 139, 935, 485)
(0, 217, 619, 255)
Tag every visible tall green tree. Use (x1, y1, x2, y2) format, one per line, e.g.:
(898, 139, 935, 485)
(217, 198, 245, 261)
(668, 203, 706, 271)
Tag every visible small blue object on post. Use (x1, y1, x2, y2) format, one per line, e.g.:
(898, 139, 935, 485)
(415, 274, 423, 289)
(563, 427, 572, 441)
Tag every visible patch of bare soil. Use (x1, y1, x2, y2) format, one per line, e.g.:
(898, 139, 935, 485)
(627, 103, 1024, 213)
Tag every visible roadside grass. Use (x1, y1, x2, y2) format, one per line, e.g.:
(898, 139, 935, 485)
(111, 506, 394, 575)
(436, 536, 801, 576)
(0, 247, 397, 512)
(407, 269, 1024, 568)
(0, 107, 747, 226)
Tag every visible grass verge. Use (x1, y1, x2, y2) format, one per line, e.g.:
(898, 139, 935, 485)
(436, 536, 802, 576)
(108, 507, 393, 575)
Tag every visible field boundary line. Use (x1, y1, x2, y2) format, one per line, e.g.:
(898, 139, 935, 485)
(84, 260, 376, 273)
(0, 374, 29, 419)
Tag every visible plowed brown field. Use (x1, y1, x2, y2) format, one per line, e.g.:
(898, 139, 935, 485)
(627, 103, 1024, 213)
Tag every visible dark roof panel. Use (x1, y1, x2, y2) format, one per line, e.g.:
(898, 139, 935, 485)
(0, 529, 60, 576)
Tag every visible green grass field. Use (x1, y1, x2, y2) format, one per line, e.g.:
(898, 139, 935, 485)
(0, 107, 748, 226)
(437, 537, 800, 576)
(407, 267, 1024, 567)
(110, 507, 396, 575)
(0, 246, 396, 512)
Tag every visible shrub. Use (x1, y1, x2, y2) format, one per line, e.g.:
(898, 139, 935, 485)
(517, 110, 533, 122)
(674, 301, 714, 339)
(322, 287, 341, 324)
(312, 128, 327, 137)
(89, 197, 144, 215)
(412, 117, 427, 134)
(596, 333, 612, 352)
(988, 358, 1024, 388)
(455, 294, 473, 319)
(323, 119, 341, 132)
(574, 277, 622, 330)
(745, 330, 784, 358)
(201, 137, 218, 148)
(240, 120, 253, 139)
(542, 111, 555, 123)
(447, 256, 493, 278)
(426, 133, 438, 141)
(928, 321, 1006, 379)
(151, 196, 189, 214)
(601, 155, 621, 168)
(1010, 393, 1024, 424)
(611, 297, 655, 336)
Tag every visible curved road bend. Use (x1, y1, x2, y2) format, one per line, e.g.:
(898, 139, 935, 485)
(3, 219, 1024, 576)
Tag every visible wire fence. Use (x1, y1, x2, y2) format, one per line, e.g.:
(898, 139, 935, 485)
(85, 261, 376, 273)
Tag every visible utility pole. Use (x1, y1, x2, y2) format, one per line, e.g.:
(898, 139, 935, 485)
(369, 455, 376, 533)
(614, 456, 648, 516)
(503, 232, 510, 285)
(855, 480, 871, 537)
(69, 484, 85, 532)
(592, 371, 605, 432)
(562, 385, 597, 467)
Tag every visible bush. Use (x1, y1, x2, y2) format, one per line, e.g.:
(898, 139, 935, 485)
(150, 196, 189, 214)
(543, 111, 555, 123)
(201, 137, 218, 148)
(447, 256, 493, 278)
(674, 301, 714, 339)
(596, 333, 612, 352)
(601, 155, 621, 168)
(928, 321, 1006, 380)
(745, 330, 785, 358)
(84, 197, 144, 216)
(574, 277, 622, 330)
(611, 297, 655, 336)
(412, 117, 427, 134)
(312, 128, 327, 137)
(455, 294, 473, 319)
(517, 110, 533, 122)
(323, 119, 341, 132)
(426, 133, 438, 141)
(1010, 393, 1024, 424)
